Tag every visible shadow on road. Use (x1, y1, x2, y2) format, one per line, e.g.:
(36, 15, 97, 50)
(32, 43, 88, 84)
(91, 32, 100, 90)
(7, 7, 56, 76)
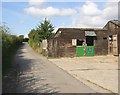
(14, 44, 59, 93)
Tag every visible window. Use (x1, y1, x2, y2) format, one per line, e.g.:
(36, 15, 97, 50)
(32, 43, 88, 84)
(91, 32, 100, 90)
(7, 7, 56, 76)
(77, 39, 84, 46)
(72, 39, 77, 46)
(103, 37, 107, 40)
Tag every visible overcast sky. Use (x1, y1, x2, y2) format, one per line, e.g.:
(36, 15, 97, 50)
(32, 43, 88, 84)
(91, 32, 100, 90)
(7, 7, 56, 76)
(1, 0, 119, 37)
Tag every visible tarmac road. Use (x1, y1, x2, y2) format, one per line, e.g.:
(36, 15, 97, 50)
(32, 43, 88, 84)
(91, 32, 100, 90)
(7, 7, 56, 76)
(14, 43, 96, 93)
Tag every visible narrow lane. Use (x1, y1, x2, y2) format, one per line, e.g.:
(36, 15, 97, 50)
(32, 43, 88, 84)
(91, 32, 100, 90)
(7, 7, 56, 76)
(14, 43, 96, 93)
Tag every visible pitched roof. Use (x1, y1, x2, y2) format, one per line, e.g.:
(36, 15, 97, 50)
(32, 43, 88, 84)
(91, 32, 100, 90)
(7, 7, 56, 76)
(54, 28, 107, 38)
(110, 20, 120, 27)
(58, 28, 107, 32)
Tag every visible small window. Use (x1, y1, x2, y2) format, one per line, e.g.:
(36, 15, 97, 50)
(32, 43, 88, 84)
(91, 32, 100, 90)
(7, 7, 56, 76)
(77, 39, 84, 46)
(72, 39, 77, 46)
(103, 37, 107, 39)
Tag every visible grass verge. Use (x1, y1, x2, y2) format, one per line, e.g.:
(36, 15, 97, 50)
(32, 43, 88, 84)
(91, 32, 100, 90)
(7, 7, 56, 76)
(2, 44, 21, 75)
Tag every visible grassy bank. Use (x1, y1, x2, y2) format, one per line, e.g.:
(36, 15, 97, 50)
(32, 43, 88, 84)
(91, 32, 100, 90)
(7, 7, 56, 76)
(2, 44, 21, 75)
(1, 30, 23, 74)
(2, 44, 21, 93)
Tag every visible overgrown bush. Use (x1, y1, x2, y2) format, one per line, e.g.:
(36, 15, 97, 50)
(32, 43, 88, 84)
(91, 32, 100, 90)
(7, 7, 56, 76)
(1, 25, 23, 74)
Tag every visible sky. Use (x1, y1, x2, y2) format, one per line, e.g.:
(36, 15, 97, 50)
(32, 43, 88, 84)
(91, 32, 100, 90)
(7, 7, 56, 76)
(1, 0, 119, 37)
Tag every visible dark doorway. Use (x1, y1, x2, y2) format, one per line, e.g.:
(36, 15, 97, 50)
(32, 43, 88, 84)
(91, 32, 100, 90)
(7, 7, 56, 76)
(77, 39, 84, 46)
(108, 35, 113, 54)
(86, 36, 94, 46)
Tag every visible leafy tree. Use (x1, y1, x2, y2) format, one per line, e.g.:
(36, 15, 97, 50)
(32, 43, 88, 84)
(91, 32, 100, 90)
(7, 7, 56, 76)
(19, 35, 24, 43)
(23, 38, 29, 42)
(28, 18, 54, 51)
(28, 18, 54, 42)
(37, 18, 54, 42)
(19, 35, 24, 39)
(28, 29, 39, 42)
(28, 29, 39, 48)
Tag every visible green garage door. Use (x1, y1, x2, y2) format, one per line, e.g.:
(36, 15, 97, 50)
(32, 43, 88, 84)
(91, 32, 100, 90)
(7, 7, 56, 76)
(76, 46, 84, 56)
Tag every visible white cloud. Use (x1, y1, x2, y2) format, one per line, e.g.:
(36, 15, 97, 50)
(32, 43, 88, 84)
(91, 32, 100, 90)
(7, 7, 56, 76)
(80, 1, 102, 16)
(28, 0, 45, 6)
(102, 2, 118, 19)
(24, 0, 76, 17)
(72, 1, 118, 28)
(24, 6, 77, 17)
(72, 16, 107, 28)
(25, 0, 77, 17)
(25, 0, 118, 28)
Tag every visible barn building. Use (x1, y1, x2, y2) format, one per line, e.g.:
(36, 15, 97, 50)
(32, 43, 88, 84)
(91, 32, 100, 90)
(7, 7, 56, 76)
(103, 20, 120, 56)
(42, 20, 120, 57)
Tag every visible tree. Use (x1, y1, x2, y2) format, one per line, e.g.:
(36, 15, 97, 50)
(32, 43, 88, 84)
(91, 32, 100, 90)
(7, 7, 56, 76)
(23, 38, 29, 42)
(28, 18, 54, 51)
(28, 29, 39, 42)
(37, 18, 54, 42)
(19, 35, 24, 43)
(28, 29, 40, 48)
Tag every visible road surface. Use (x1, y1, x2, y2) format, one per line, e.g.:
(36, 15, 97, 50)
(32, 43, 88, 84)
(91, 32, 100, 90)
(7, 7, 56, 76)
(14, 43, 96, 93)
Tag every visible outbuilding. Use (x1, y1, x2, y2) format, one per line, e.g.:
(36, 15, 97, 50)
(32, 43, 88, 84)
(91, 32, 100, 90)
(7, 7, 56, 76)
(103, 20, 120, 56)
(42, 20, 120, 57)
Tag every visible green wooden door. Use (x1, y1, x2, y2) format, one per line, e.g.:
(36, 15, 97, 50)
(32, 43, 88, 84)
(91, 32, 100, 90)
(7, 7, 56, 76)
(86, 46, 94, 56)
(76, 46, 94, 56)
(76, 46, 84, 56)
